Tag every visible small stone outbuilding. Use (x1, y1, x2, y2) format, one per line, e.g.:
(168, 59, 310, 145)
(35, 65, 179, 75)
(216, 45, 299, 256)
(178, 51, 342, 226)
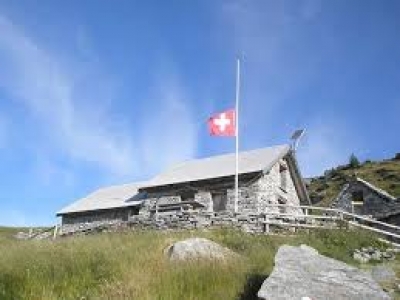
(331, 177, 400, 225)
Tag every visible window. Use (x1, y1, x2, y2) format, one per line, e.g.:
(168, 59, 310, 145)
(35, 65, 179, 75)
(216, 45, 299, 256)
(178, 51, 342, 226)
(279, 164, 288, 192)
(278, 197, 287, 214)
(180, 191, 195, 202)
(351, 190, 364, 215)
(352, 190, 364, 203)
(212, 191, 228, 212)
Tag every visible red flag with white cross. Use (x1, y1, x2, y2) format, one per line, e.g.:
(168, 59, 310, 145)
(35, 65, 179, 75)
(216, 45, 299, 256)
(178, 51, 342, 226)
(208, 109, 236, 136)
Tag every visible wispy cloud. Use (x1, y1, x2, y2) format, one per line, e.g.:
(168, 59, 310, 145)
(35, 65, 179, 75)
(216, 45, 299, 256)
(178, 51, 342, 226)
(0, 15, 198, 180)
(220, 1, 353, 176)
(222, 1, 323, 112)
(140, 78, 198, 175)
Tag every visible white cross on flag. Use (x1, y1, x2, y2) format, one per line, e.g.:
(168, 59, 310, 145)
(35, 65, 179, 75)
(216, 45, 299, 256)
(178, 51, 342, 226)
(208, 109, 236, 136)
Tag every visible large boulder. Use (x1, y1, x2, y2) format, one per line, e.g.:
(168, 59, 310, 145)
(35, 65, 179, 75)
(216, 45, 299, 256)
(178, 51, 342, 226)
(166, 237, 237, 261)
(371, 265, 396, 283)
(258, 244, 390, 300)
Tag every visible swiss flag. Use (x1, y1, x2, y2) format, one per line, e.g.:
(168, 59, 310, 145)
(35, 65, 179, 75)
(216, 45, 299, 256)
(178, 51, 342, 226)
(208, 109, 236, 136)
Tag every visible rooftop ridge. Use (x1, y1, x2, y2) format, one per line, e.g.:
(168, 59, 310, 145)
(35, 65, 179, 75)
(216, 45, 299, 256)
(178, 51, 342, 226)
(154, 144, 290, 175)
(356, 177, 397, 201)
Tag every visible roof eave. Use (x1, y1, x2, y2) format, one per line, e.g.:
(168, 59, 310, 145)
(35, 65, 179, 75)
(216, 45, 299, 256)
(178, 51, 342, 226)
(56, 201, 143, 217)
(285, 150, 312, 206)
(261, 145, 291, 175)
(142, 145, 292, 191)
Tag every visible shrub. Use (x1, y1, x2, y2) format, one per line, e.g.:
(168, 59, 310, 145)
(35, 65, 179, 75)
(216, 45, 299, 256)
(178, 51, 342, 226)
(394, 153, 400, 160)
(349, 153, 360, 168)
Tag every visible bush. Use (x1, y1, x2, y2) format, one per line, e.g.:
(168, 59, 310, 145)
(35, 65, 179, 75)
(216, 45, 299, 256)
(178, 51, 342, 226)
(349, 153, 360, 168)
(394, 153, 400, 160)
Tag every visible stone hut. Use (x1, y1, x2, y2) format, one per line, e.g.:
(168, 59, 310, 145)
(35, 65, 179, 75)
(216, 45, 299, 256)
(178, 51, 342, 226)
(139, 144, 309, 217)
(331, 177, 400, 225)
(57, 144, 310, 227)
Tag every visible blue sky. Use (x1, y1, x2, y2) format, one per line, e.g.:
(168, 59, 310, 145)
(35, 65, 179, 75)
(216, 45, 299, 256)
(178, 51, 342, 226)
(0, 0, 399, 226)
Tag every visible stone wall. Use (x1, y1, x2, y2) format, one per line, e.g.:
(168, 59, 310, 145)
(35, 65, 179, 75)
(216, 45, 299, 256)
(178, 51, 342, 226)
(257, 159, 303, 215)
(61, 206, 139, 225)
(119, 211, 266, 234)
(380, 214, 400, 227)
(60, 211, 268, 235)
(194, 191, 212, 211)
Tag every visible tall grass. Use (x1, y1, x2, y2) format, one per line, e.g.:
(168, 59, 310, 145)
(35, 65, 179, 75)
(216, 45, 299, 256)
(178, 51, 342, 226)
(0, 228, 388, 300)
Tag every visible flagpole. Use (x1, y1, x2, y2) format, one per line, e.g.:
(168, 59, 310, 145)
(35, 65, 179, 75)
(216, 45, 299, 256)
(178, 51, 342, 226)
(235, 58, 240, 214)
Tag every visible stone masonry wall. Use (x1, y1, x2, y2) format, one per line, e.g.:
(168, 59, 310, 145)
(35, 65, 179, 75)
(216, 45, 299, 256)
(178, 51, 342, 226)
(257, 159, 302, 216)
(194, 191, 213, 212)
(61, 207, 139, 225)
(61, 211, 271, 235)
(127, 211, 267, 234)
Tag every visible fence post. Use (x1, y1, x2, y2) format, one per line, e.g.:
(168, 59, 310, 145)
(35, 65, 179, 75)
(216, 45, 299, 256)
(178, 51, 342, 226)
(53, 224, 58, 240)
(265, 214, 270, 234)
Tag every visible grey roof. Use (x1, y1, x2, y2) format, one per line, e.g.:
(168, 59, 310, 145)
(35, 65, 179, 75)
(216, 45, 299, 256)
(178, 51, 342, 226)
(357, 177, 397, 201)
(141, 144, 291, 189)
(57, 182, 146, 215)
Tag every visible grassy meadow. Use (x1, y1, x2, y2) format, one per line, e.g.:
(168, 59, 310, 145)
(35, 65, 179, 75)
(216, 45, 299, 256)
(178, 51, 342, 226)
(0, 227, 395, 300)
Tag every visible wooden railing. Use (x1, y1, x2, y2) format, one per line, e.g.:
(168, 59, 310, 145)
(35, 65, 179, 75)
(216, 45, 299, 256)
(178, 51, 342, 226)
(262, 204, 400, 244)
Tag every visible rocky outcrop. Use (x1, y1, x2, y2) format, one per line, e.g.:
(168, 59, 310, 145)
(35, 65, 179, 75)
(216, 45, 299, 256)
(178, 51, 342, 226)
(257, 244, 390, 300)
(353, 246, 396, 264)
(165, 238, 238, 262)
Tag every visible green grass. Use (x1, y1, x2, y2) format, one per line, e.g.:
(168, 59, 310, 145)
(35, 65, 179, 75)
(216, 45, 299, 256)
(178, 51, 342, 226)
(0, 228, 392, 300)
(308, 157, 400, 207)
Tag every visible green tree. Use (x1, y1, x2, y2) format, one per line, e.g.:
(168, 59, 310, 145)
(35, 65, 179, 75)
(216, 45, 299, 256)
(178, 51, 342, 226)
(349, 153, 360, 168)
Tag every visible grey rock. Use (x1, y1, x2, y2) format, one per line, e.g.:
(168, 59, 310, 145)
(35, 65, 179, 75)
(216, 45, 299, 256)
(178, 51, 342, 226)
(387, 248, 400, 254)
(14, 232, 30, 240)
(353, 252, 370, 264)
(371, 266, 396, 283)
(166, 238, 238, 261)
(258, 244, 389, 300)
(371, 251, 382, 261)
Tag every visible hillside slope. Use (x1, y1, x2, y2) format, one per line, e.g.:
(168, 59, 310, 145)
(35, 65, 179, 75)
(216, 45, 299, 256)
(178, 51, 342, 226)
(308, 154, 400, 207)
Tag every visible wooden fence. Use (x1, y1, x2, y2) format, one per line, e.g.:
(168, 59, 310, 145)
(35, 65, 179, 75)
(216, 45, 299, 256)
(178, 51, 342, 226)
(263, 203, 400, 245)
(53, 204, 400, 247)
